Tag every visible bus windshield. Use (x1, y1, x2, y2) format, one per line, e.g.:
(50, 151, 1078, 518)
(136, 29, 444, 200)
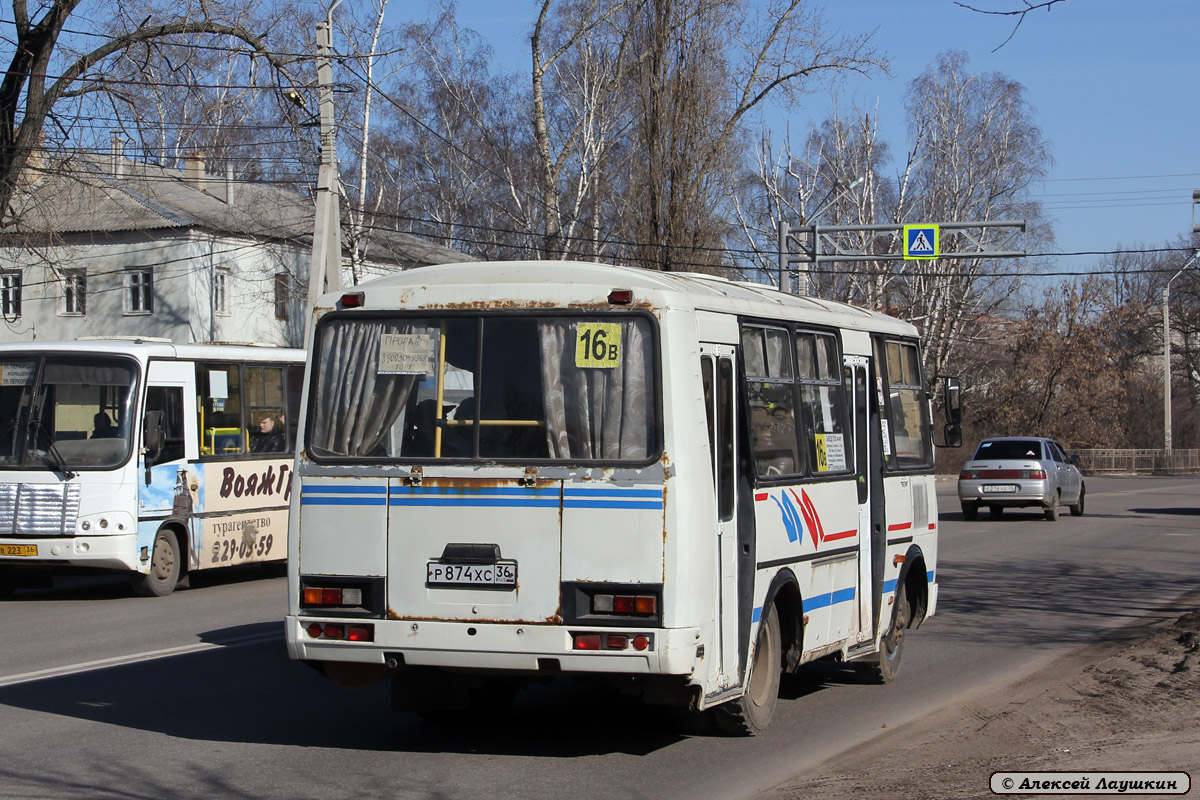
(308, 314, 658, 463)
(0, 355, 138, 470)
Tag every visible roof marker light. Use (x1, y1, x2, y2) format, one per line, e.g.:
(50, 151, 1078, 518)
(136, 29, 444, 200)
(340, 292, 364, 309)
(607, 289, 633, 305)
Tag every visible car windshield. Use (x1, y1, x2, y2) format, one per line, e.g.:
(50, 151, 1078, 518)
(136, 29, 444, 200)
(0, 355, 138, 470)
(974, 439, 1044, 460)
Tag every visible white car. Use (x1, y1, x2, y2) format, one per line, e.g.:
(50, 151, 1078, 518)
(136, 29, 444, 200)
(958, 437, 1085, 521)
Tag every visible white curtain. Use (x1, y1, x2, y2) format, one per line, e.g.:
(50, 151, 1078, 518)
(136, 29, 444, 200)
(538, 320, 652, 460)
(311, 321, 419, 457)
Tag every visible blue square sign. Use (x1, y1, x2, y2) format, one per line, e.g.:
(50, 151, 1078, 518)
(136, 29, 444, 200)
(903, 224, 939, 259)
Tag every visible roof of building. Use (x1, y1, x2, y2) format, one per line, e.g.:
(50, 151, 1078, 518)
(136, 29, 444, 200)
(7, 152, 470, 268)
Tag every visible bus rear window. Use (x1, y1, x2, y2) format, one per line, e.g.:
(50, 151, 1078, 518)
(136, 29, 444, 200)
(308, 315, 658, 463)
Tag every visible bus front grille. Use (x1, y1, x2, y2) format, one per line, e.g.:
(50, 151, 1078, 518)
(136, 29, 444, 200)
(0, 483, 82, 537)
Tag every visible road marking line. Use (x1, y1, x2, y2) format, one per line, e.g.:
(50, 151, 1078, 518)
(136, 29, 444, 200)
(0, 630, 280, 688)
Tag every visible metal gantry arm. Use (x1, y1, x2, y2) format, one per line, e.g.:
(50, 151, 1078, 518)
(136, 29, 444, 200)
(777, 220, 1027, 295)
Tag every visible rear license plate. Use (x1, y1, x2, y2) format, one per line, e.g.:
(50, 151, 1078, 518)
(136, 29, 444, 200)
(427, 561, 517, 587)
(981, 484, 1018, 494)
(0, 544, 38, 557)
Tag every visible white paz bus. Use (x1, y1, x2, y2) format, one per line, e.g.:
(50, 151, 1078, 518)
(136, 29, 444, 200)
(0, 339, 305, 597)
(286, 261, 960, 733)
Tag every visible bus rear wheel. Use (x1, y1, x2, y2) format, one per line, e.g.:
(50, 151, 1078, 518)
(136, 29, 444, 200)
(714, 603, 781, 736)
(132, 529, 181, 597)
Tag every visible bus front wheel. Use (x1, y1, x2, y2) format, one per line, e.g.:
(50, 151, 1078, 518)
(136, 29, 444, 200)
(714, 603, 781, 736)
(858, 588, 910, 684)
(132, 529, 182, 597)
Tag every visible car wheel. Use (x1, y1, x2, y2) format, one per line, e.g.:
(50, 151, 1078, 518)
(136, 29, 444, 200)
(961, 502, 978, 521)
(1069, 484, 1085, 517)
(989, 505, 1004, 519)
(1044, 491, 1060, 522)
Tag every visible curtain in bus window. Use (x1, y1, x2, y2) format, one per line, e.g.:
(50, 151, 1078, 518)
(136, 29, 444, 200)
(743, 326, 799, 477)
(537, 318, 652, 461)
(311, 321, 420, 457)
(884, 340, 932, 467)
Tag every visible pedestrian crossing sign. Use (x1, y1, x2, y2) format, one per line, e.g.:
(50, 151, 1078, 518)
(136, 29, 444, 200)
(903, 224, 939, 259)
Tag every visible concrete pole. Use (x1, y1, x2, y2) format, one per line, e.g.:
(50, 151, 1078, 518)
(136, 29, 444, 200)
(307, 2, 345, 343)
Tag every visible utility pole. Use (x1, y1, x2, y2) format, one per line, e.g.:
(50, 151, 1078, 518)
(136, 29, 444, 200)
(1162, 248, 1200, 454)
(307, 0, 345, 342)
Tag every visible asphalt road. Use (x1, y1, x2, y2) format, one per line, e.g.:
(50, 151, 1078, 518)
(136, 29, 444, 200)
(0, 475, 1197, 800)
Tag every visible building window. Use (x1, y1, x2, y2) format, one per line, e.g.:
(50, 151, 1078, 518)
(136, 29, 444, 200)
(0, 272, 21, 319)
(124, 268, 153, 314)
(60, 269, 87, 316)
(274, 273, 291, 321)
(214, 268, 230, 316)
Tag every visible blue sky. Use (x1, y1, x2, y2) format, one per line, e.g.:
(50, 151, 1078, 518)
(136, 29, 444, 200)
(405, 0, 1199, 265)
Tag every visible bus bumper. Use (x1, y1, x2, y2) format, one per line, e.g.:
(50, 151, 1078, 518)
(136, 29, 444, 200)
(286, 616, 703, 676)
(0, 533, 139, 572)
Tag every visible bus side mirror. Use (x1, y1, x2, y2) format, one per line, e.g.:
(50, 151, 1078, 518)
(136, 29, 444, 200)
(943, 377, 962, 425)
(941, 377, 962, 448)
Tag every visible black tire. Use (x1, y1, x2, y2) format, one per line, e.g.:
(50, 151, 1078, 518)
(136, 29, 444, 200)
(857, 587, 910, 684)
(131, 528, 181, 597)
(1044, 491, 1060, 522)
(1069, 484, 1086, 517)
(961, 502, 978, 521)
(713, 604, 781, 736)
(989, 505, 1005, 519)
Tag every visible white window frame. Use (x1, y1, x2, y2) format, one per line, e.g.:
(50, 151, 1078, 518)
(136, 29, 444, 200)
(123, 268, 153, 315)
(59, 269, 87, 316)
(214, 268, 231, 316)
(0, 271, 21, 319)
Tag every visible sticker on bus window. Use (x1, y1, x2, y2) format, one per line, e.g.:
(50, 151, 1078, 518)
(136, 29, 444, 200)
(815, 433, 847, 472)
(575, 323, 621, 368)
(379, 332, 438, 376)
(0, 362, 35, 386)
(880, 419, 892, 456)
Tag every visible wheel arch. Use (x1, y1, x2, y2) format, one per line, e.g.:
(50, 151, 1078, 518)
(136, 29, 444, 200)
(761, 568, 804, 672)
(898, 544, 930, 629)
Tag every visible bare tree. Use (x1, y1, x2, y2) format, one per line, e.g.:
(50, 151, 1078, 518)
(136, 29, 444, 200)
(895, 51, 1051, 383)
(0, 0, 304, 227)
(622, 0, 882, 271)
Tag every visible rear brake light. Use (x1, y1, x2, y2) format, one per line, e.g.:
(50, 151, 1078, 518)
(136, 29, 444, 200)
(1029, 469, 1047, 480)
(573, 634, 602, 650)
(571, 632, 653, 651)
(305, 622, 374, 642)
(959, 469, 974, 480)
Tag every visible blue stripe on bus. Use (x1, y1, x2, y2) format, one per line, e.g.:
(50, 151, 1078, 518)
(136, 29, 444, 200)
(394, 487, 560, 497)
(302, 485, 387, 494)
(882, 572, 936, 595)
(802, 587, 856, 613)
(564, 488, 664, 499)
(301, 497, 387, 506)
(563, 500, 664, 510)
(389, 497, 561, 508)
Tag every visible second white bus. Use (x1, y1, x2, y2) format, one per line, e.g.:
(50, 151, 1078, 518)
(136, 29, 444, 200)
(286, 261, 957, 733)
(0, 339, 305, 597)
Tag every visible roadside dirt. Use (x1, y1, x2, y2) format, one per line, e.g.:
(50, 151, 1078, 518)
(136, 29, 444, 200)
(761, 607, 1200, 799)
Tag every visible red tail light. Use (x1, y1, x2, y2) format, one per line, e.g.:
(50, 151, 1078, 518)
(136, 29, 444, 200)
(573, 634, 602, 650)
(1029, 469, 1047, 480)
(959, 469, 974, 480)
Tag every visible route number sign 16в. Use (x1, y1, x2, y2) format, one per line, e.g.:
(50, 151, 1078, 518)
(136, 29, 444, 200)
(575, 323, 622, 368)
